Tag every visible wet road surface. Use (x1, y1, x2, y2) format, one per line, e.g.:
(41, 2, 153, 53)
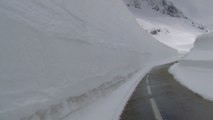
(120, 63, 213, 120)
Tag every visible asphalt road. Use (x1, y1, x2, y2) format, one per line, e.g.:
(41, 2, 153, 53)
(120, 63, 213, 120)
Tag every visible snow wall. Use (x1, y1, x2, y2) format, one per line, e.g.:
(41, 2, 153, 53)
(170, 33, 213, 100)
(0, 0, 176, 120)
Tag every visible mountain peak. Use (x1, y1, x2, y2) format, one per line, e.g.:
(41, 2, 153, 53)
(127, 0, 186, 18)
(125, 0, 208, 32)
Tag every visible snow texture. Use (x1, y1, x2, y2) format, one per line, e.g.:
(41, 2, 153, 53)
(0, 0, 176, 120)
(170, 33, 213, 101)
(124, 0, 207, 53)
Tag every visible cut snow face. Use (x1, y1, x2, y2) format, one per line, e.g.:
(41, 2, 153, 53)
(124, 0, 208, 53)
(0, 0, 176, 120)
(170, 33, 213, 101)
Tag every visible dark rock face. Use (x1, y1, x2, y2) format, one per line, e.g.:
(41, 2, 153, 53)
(150, 29, 161, 35)
(126, 0, 142, 9)
(127, 0, 187, 18)
(153, 0, 187, 18)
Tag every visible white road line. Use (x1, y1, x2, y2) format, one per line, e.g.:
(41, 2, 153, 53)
(146, 77, 163, 120)
(147, 85, 152, 95)
(150, 98, 163, 120)
(146, 78, 149, 85)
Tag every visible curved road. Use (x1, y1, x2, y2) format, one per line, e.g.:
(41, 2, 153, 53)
(120, 63, 213, 120)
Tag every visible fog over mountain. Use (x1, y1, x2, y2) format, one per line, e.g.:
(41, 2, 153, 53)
(171, 0, 213, 30)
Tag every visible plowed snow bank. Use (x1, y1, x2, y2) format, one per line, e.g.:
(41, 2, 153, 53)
(170, 33, 213, 100)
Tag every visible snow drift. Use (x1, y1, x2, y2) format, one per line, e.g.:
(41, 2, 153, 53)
(170, 33, 213, 100)
(0, 0, 176, 120)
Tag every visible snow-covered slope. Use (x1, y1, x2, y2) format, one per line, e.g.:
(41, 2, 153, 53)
(124, 0, 208, 52)
(0, 0, 176, 120)
(170, 33, 213, 100)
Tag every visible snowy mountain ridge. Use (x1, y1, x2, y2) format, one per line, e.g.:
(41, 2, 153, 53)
(125, 0, 208, 32)
(126, 0, 186, 18)
(124, 0, 208, 52)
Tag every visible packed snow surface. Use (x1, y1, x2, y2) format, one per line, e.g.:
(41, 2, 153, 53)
(0, 0, 176, 120)
(170, 33, 213, 100)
